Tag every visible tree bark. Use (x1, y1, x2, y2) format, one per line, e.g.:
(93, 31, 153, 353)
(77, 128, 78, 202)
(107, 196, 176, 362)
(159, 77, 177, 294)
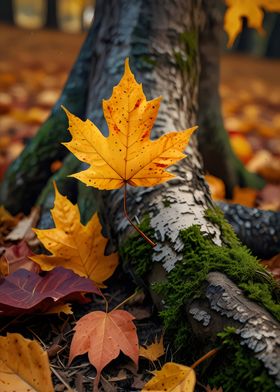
(78, 0, 280, 389)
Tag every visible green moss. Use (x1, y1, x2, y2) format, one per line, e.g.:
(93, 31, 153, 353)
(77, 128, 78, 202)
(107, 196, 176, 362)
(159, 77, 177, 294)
(120, 215, 155, 278)
(174, 30, 198, 80)
(206, 328, 278, 392)
(153, 223, 280, 344)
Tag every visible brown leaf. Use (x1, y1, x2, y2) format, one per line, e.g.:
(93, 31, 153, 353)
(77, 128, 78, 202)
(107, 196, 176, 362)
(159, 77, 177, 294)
(262, 254, 280, 280)
(6, 207, 40, 242)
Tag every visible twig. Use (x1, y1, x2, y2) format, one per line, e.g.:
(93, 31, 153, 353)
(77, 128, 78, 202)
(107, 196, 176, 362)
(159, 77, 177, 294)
(50, 366, 74, 391)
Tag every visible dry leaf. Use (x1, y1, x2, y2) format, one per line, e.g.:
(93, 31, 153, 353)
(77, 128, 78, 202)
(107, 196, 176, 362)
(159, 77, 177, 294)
(206, 386, 223, 392)
(230, 186, 257, 207)
(224, 0, 280, 46)
(262, 254, 280, 280)
(0, 333, 54, 392)
(0, 267, 100, 316)
(205, 175, 225, 201)
(45, 303, 73, 315)
(0, 240, 40, 276)
(63, 59, 196, 190)
(69, 309, 139, 391)
(139, 335, 165, 362)
(0, 206, 18, 244)
(142, 362, 196, 392)
(229, 134, 253, 164)
(31, 182, 118, 287)
(6, 207, 40, 241)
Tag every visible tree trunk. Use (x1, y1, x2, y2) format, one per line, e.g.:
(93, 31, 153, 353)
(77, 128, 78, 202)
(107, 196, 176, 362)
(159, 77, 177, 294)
(1, 0, 280, 389)
(197, 0, 265, 197)
(79, 0, 280, 389)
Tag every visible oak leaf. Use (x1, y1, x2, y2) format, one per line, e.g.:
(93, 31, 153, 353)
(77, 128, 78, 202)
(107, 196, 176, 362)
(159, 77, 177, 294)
(63, 59, 196, 190)
(225, 0, 280, 46)
(0, 266, 100, 316)
(0, 333, 54, 392)
(31, 182, 118, 286)
(142, 362, 196, 392)
(139, 335, 165, 362)
(69, 309, 139, 391)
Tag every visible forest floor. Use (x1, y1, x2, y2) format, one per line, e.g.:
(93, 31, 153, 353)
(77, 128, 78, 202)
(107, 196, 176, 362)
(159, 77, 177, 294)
(0, 24, 280, 391)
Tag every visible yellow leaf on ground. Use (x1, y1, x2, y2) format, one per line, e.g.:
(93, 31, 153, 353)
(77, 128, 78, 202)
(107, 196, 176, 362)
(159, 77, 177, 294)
(142, 362, 196, 392)
(224, 0, 280, 46)
(31, 182, 118, 287)
(205, 175, 225, 201)
(63, 59, 196, 190)
(230, 186, 257, 208)
(0, 333, 54, 392)
(45, 303, 73, 315)
(139, 335, 165, 362)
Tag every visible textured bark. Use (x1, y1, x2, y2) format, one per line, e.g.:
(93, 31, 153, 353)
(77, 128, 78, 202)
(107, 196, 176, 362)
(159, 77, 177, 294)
(80, 0, 280, 387)
(218, 202, 280, 259)
(198, 0, 265, 197)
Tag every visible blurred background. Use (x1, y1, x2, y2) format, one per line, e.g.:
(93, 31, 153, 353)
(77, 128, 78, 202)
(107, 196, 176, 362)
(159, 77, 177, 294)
(0, 0, 279, 211)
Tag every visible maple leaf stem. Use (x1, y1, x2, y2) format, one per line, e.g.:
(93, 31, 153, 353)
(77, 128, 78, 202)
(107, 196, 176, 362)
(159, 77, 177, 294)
(123, 184, 156, 247)
(190, 347, 219, 369)
(101, 292, 109, 313)
(112, 290, 138, 312)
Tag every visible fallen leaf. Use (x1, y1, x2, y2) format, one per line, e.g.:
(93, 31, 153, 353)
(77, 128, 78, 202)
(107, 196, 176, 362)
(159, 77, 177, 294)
(63, 59, 196, 190)
(0, 333, 54, 392)
(262, 254, 280, 280)
(45, 303, 73, 315)
(0, 206, 18, 244)
(6, 207, 40, 241)
(206, 386, 223, 392)
(230, 186, 257, 207)
(69, 309, 139, 391)
(205, 175, 225, 201)
(142, 362, 196, 392)
(0, 240, 40, 276)
(0, 267, 101, 316)
(224, 0, 280, 46)
(257, 184, 280, 211)
(139, 335, 165, 362)
(31, 182, 118, 287)
(229, 134, 253, 164)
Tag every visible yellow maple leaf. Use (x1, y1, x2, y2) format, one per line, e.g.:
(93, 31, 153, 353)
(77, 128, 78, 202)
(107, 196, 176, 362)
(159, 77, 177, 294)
(225, 0, 280, 46)
(142, 362, 196, 392)
(139, 335, 165, 362)
(31, 182, 118, 287)
(62, 59, 196, 190)
(0, 333, 54, 392)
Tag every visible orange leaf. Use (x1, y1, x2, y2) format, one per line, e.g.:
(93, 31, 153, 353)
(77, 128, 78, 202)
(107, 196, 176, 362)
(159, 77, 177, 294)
(204, 175, 225, 201)
(142, 362, 196, 392)
(69, 309, 139, 391)
(0, 333, 54, 392)
(139, 335, 165, 362)
(63, 59, 196, 190)
(224, 0, 280, 46)
(31, 182, 118, 287)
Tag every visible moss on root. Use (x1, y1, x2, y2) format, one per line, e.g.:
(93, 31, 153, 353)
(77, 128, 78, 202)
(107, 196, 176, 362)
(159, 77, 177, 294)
(120, 207, 280, 390)
(206, 328, 278, 392)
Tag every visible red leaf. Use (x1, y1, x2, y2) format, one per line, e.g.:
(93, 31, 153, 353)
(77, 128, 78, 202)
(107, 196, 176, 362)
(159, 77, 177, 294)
(0, 240, 40, 276)
(0, 267, 101, 316)
(69, 309, 139, 391)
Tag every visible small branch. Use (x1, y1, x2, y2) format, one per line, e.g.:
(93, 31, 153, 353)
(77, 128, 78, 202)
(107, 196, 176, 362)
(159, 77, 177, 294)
(191, 348, 219, 369)
(51, 366, 74, 391)
(112, 291, 138, 311)
(123, 184, 156, 247)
